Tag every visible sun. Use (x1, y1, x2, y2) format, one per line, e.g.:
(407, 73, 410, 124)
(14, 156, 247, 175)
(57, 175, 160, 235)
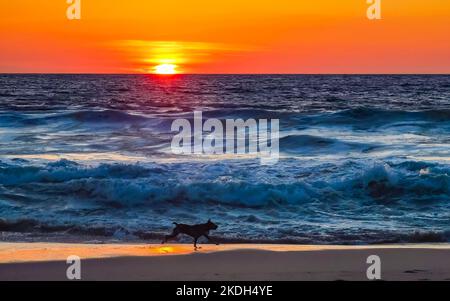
(154, 64, 178, 75)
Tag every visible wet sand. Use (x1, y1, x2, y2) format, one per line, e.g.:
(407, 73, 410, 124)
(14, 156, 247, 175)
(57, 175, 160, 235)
(1, 243, 449, 281)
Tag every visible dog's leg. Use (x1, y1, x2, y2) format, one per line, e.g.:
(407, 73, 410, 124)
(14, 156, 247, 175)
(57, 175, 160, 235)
(162, 228, 180, 244)
(203, 234, 220, 245)
(194, 237, 199, 251)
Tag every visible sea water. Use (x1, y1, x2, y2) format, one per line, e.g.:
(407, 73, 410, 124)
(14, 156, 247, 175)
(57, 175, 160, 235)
(0, 74, 449, 244)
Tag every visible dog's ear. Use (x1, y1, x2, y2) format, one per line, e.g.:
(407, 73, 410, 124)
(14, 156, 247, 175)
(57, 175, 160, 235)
(208, 219, 211, 223)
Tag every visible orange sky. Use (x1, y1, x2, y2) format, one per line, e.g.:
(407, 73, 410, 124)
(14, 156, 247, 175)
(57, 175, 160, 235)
(0, 0, 449, 74)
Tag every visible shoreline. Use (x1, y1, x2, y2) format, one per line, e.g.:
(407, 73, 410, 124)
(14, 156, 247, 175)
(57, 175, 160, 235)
(1, 242, 450, 264)
(1, 242, 450, 280)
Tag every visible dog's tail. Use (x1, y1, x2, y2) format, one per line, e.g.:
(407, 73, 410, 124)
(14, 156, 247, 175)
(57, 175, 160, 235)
(173, 222, 179, 226)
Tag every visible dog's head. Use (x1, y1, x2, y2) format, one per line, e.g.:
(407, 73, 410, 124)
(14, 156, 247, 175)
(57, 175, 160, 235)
(206, 219, 218, 230)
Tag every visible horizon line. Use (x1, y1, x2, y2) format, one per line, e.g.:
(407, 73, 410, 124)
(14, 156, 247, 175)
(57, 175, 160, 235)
(0, 72, 449, 76)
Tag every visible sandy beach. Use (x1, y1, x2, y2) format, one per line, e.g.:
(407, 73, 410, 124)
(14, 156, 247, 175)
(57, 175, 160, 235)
(1, 243, 449, 281)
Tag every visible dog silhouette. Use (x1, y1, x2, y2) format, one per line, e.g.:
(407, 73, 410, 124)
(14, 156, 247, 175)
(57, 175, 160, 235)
(162, 219, 219, 250)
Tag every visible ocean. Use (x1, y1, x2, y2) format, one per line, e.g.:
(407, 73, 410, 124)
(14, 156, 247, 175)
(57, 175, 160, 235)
(0, 74, 449, 244)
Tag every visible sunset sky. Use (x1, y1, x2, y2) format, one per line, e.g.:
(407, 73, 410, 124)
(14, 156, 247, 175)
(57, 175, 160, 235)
(0, 0, 449, 74)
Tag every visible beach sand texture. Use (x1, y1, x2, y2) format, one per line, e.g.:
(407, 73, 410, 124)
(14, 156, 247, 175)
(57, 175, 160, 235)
(1, 243, 449, 281)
